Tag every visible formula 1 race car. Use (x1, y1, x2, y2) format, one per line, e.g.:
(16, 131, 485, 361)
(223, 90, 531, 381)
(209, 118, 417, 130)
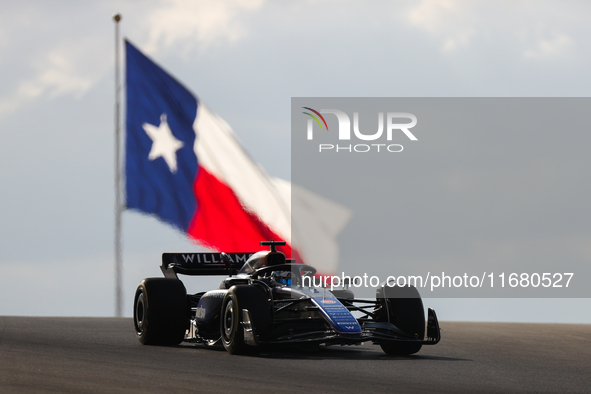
(133, 241, 440, 355)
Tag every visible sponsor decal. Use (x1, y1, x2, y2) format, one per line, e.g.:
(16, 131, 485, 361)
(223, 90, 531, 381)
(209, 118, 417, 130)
(179, 253, 253, 264)
(312, 296, 362, 334)
(203, 290, 226, 299)
(195, 306, 206, 319)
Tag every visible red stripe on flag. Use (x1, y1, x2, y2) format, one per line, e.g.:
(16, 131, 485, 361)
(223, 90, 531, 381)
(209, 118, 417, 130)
(188, 166, 292, 257)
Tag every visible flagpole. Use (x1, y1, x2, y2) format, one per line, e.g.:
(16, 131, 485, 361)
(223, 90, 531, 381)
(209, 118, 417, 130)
(113, 13, 123, 318)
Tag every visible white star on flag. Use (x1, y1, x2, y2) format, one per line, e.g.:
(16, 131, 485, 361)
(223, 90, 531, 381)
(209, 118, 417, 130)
(142, 113, 184, 173)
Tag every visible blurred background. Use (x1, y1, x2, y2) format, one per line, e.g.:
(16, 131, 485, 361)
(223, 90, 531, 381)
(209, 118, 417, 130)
(1, 0, 589, 321)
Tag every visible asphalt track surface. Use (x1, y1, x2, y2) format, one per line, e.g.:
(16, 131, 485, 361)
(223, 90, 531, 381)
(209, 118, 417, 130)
(1, 317, 590, 393)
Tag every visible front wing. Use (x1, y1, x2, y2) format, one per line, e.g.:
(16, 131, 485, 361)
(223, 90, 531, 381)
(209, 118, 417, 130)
(241, 307, 441, 347)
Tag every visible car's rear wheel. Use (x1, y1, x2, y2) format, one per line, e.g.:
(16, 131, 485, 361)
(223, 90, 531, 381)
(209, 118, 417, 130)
(133, 278, 189, 345)
(376, 283, 425, 355)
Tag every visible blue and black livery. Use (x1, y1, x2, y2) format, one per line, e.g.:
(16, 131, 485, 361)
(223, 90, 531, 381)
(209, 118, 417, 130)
(133, 241, 441, 355)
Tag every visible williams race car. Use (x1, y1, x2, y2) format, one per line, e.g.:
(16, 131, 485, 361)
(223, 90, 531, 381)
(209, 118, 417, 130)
(133, 241, 440, 355)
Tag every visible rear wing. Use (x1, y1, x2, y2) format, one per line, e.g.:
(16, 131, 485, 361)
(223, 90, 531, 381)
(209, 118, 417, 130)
(161, 252, 254, 279)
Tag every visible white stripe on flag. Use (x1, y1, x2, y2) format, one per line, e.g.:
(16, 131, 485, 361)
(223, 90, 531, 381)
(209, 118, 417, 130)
(193, 104, 292, 243)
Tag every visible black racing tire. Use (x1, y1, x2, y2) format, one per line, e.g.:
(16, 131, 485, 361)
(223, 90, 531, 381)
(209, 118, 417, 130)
(376, 283, 425, 356)
(221, 285, 271, 354)
(133, 278, 189, 346)
(220, 288, 244, 354)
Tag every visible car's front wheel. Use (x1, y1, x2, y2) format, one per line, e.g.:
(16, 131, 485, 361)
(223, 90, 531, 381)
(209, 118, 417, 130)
(220, 288, 245, 354)
(220, 284, 271, 354)
(375, 283, 425, 355)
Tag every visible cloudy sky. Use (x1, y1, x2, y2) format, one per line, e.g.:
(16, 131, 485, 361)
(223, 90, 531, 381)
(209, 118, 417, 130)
(1, 0, 590, 321)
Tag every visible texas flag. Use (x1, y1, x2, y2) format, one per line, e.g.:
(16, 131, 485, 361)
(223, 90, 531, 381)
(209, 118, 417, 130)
(126, 40, 294, 256)
(125, 41, 351, 271)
